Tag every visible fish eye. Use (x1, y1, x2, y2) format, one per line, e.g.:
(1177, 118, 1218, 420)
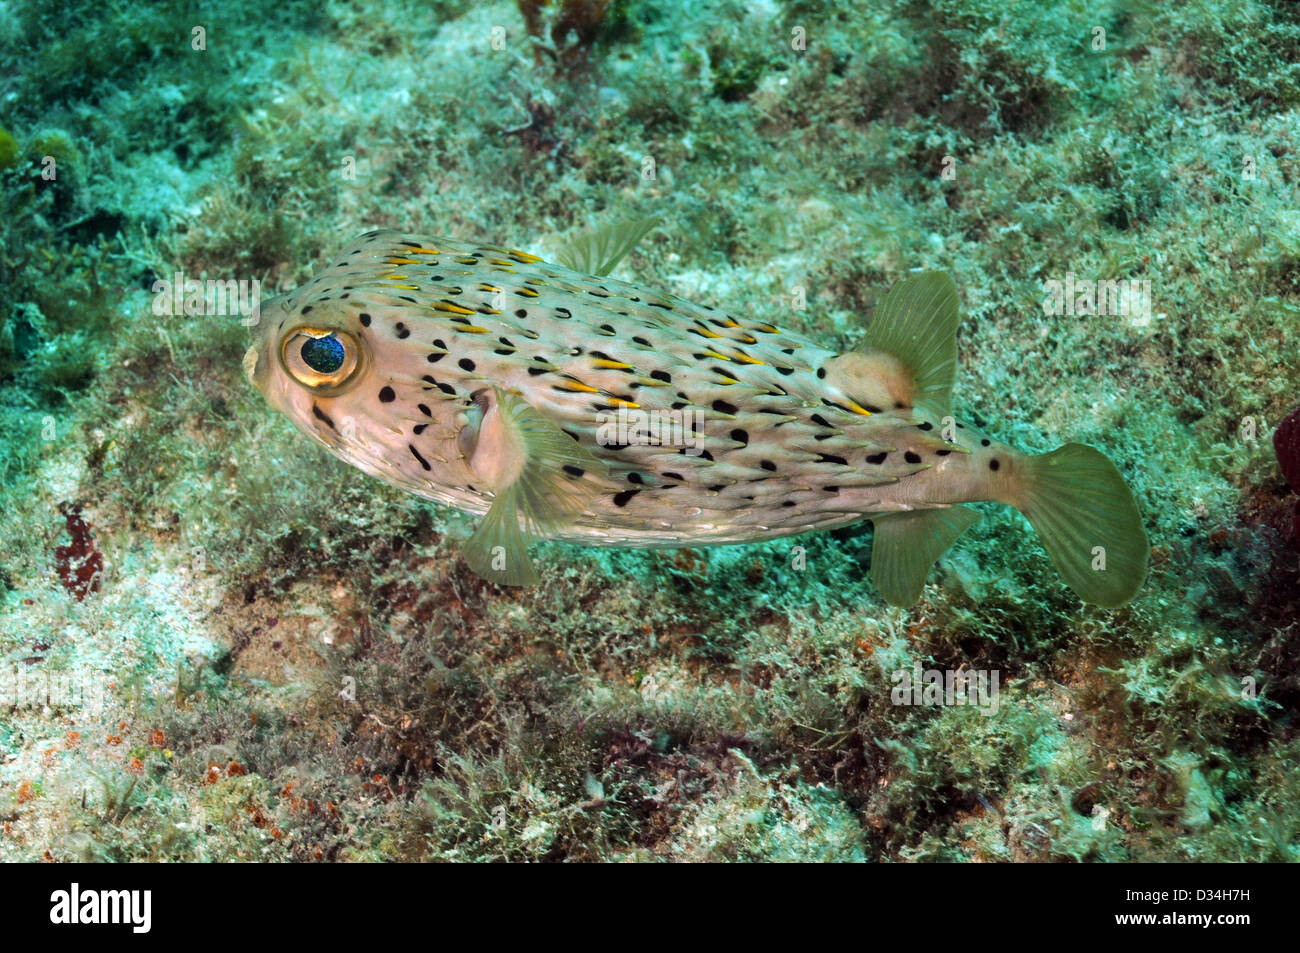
(280, 327, 365, 393)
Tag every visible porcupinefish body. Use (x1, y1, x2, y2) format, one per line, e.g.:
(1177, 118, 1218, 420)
(245, 225, 1148, 606)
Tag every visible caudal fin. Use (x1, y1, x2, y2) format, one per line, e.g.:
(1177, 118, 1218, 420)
(1011, 443, 1148, 607)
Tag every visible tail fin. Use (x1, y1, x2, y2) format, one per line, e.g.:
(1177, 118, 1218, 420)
(1010, 443, 1148, 607)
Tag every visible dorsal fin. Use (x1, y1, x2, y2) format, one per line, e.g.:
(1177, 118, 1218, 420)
(860, 272, 959, 419)
(553, 217, 658, 276)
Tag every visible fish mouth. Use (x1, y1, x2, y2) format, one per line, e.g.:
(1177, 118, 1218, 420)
(243, 345, 263, 392)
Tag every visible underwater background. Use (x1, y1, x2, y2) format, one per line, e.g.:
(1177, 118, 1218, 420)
(1, 0, 1298, 862)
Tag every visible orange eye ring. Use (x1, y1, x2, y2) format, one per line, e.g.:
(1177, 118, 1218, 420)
(279, 326, 366, 395)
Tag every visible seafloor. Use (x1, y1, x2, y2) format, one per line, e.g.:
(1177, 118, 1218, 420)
(1, 0, 1298, 861)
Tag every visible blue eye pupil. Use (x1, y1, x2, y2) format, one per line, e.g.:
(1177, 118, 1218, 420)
(301, 335, 345, 374)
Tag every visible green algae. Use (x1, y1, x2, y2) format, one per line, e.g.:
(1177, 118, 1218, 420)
(0, 0, 1298, 863)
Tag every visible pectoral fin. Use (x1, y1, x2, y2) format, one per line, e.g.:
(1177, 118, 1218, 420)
(462, 387, 608, 586)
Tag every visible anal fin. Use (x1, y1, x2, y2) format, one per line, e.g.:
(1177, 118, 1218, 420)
(870, 505, 981, 607)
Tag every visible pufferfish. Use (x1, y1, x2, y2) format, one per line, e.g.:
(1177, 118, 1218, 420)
(244, 223, 1149, 607)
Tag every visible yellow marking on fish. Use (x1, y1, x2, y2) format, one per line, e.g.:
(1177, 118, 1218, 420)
(688, 327, 722, 339)
(753, 323, 781, 334)
(509, 249, 543, 262)
(478, 283, 504, 293)
(609, 398, 640, 409)
(738, 334, 758, 344)
(845, 399, 875, 417)
(593, 359, 634, 370)
(384, 257, 420, 265)
(730, 351, 766, 365)
(700, 350, 732, 361)
(516, 288, 541, 298)
(433, 301, 476, 315)
(720, 318, 741, 328)
(557, 380, 600, 394)
(489, 259, 515, 266)
(454, 256, 478, 264)
(386, 284, 419, 291)
(636, 376, 670, 387)
(407, 247, 442, 254)
(713, 373, 741, 385)
(454, 325, 492, 334)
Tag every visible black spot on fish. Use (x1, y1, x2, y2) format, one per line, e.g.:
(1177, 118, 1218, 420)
(776, 365, 795, 376)
(359, 312, 372, 327)
(936, 449, 951, 456)
(862, 403, 883, 413)
(708, 484, 725, 492)
(563, 465, 585, 478)
(731, 429, 749, 445)
(917, 421, 933, 431)
(613, 488, 639, 507)
(428, 352, 444, 363)
(436, 382, 456, 396)
(824, 485, 839, 492)
(760, 460, 776, 471)
(515, 308, 528, 318)
(633, 336, 652, 346)
(459, 358, 476, 372)
(628, 472, 645, 484)
(980, 438, 991, 447)
(562, 429, 582, 442)
(816, 367, 825, 378)
(782, 500, 796, 507)
(528, 367, 547, 376)
(866, 452, 888, 464)
(555, 307, 572, 319)
(417, 403, 432, 417)
(894, 402, 907, 410)
(421, 375, 437, 388)
(408, 444, 432, 471)
(413, 423, 428, 435)
(301, 305, 313, 315)
(817, 453, 848, 466)
(989, 458, 1000, 471)
(904, 451, 921, 464)
(379, 386, 396, 403)
(651, 370, 672, 383)
(663, 472, 684, 481)
(713, 399, 738, 415)
(811, 414, 832, 428)
(395, 322, 410, 339)
(311, 403, 336, 430)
